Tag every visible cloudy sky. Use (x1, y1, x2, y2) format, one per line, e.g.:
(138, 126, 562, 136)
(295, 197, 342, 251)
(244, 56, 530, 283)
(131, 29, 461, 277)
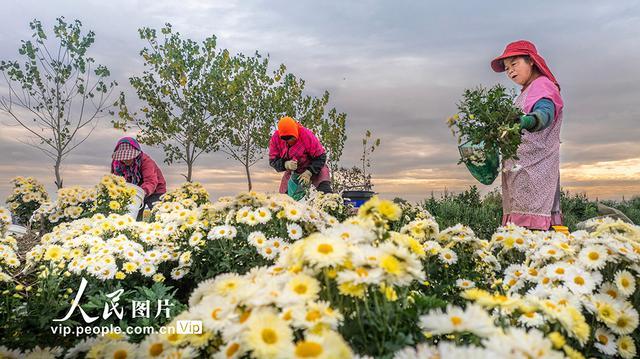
(1, 0, 639, 202)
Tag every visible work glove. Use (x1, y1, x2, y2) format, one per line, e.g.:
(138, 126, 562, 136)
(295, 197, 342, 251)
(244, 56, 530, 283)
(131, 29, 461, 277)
(284, 160, 298, 171)
(299, 170, 312, 186)
(518, 114, 536, 131)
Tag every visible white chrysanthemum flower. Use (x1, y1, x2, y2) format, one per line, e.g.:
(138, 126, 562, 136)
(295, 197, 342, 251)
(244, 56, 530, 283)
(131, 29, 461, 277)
(140, 263, 157, 277)
(188, 231, 204, 247)
(170, 267, 188, 280)
(213, 341, 245, 359)
(392, 343, 438, 359)
(423, 240, 442, 256)
(245, 212, 259, 226)
(292, 300, 343, 331)
(517, 311, 545, 328)
(324, 223, 374, 244)
(193, 295, 237, 332)
(594, 327, 617, 356)
(22, 345, 64, 359)
(302, 234, 348, 269)
(618, 335, 637, 359)
(438, 248, 458, 264)
(235, 206, 252, 224)
(535, 244, 565, 261)
(212, 273, 249, 297)
(209, 225, 237, 240)
(614, 270, 636, 297)
(600, 282, 624, 301)
(504, 263, 527, 287)
(456, 278, 476, 290)
(283, 273, 321, 303)
(608, 306, 639, 335)
(248, 231, 268, 248)
(138, 334, 171, 358)
(243, 309, 294, 358)
(286, 223, 304, 241)
(259, 244, 279, 260)
(563, 267, 596, 295)
(101, 341, 138, 359)
(255, 207, 272, 224)
(419, 304, 497, 337)
(284, 205, 304, 221)
(545, 262, 570, 281)
(548, 286, 582, 309)
(578, 245, 608, 270)
(482, 327, 564, 359)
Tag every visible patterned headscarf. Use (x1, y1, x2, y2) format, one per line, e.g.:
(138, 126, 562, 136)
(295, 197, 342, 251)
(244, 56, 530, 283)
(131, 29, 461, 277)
(111, 137, 143, 186)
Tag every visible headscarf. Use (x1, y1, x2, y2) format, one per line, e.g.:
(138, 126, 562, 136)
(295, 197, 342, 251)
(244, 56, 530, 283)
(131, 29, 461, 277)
(277, 116, 300, 139)
(111, 137, 143, 186)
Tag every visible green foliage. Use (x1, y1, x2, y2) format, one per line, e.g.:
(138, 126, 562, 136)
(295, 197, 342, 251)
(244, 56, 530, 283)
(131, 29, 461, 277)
(337, 289, 447, 358)
(423, 186, 502, 240)
(215, 51, 287, 190)
(181, 238, 271, 295)
(603, 196, 640, 225)
(422, 186, 633, 237)
(0, 271, 185, 350)
(276, 74, 348, 177)
(115, 23, 225, 181)
(82, 280, 186, 343)
(449, 84, 523, 162)
(0, 271, 76, 350)
(0, 18, 118, 188)
(115, 23, 348, 189)
(216, 53, 348, 191)
(559, 190, 599, 229)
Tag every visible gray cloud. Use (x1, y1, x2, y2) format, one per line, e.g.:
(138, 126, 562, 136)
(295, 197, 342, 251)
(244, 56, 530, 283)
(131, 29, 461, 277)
(1, 0, 639, 203)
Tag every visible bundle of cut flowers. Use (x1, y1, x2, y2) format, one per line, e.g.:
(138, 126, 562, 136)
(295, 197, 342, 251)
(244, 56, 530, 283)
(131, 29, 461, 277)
(448, 84, 523, 164)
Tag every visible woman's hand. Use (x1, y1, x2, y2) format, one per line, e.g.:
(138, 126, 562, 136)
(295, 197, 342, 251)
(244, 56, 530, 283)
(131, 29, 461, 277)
(284, 160, 298, 171)
(299, 170, 312, 185)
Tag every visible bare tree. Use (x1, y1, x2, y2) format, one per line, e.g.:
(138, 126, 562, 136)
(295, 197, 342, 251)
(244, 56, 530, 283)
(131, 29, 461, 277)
(0, 18, 117, 188)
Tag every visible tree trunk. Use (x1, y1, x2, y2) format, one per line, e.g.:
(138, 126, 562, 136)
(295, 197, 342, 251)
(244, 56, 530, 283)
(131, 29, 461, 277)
(54, 156, 63, 189)
(186, 161, 193, 182)
(183, 141, 193, 182)
(245, 164, 252, 191)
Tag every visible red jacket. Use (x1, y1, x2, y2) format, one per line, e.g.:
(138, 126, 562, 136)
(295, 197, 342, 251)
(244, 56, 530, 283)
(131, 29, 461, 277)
(140, 153, 166, 196)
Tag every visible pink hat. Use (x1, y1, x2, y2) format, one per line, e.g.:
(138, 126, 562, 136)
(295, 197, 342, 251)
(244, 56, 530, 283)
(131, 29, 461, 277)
(491, 40, 560, 89)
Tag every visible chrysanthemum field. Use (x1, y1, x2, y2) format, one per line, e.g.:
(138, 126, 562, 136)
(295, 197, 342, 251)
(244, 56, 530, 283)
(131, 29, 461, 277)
(1, 176, 639, 358)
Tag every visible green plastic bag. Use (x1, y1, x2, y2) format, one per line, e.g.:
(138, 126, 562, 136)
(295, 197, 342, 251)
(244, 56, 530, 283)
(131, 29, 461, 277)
(287, 173, 307, 201)
(458, 140, 500, 185)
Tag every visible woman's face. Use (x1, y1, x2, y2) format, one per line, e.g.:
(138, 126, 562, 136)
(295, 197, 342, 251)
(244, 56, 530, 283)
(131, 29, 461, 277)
(503, 56, 536, 86)
(281, 136, 297, 146)
(122, 159, 134, 166)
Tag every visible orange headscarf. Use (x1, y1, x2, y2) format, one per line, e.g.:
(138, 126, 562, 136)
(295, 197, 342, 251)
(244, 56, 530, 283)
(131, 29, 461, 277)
(277, 116, 299, 139)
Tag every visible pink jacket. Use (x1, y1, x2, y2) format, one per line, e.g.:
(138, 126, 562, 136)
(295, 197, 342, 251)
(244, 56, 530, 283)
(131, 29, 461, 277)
(139, 153, 166, 196)
(268, 126, 331, 193)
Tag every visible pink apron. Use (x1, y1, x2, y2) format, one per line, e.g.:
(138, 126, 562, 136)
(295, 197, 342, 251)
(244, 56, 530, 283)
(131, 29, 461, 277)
(502, 76, 564, 230)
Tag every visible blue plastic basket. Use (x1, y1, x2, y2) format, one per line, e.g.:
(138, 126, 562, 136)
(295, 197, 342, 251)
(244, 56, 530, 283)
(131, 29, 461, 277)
(342, 190, 376, 208)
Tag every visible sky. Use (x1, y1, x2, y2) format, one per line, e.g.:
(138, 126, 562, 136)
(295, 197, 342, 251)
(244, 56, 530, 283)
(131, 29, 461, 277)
(0, 0, 639, 203)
